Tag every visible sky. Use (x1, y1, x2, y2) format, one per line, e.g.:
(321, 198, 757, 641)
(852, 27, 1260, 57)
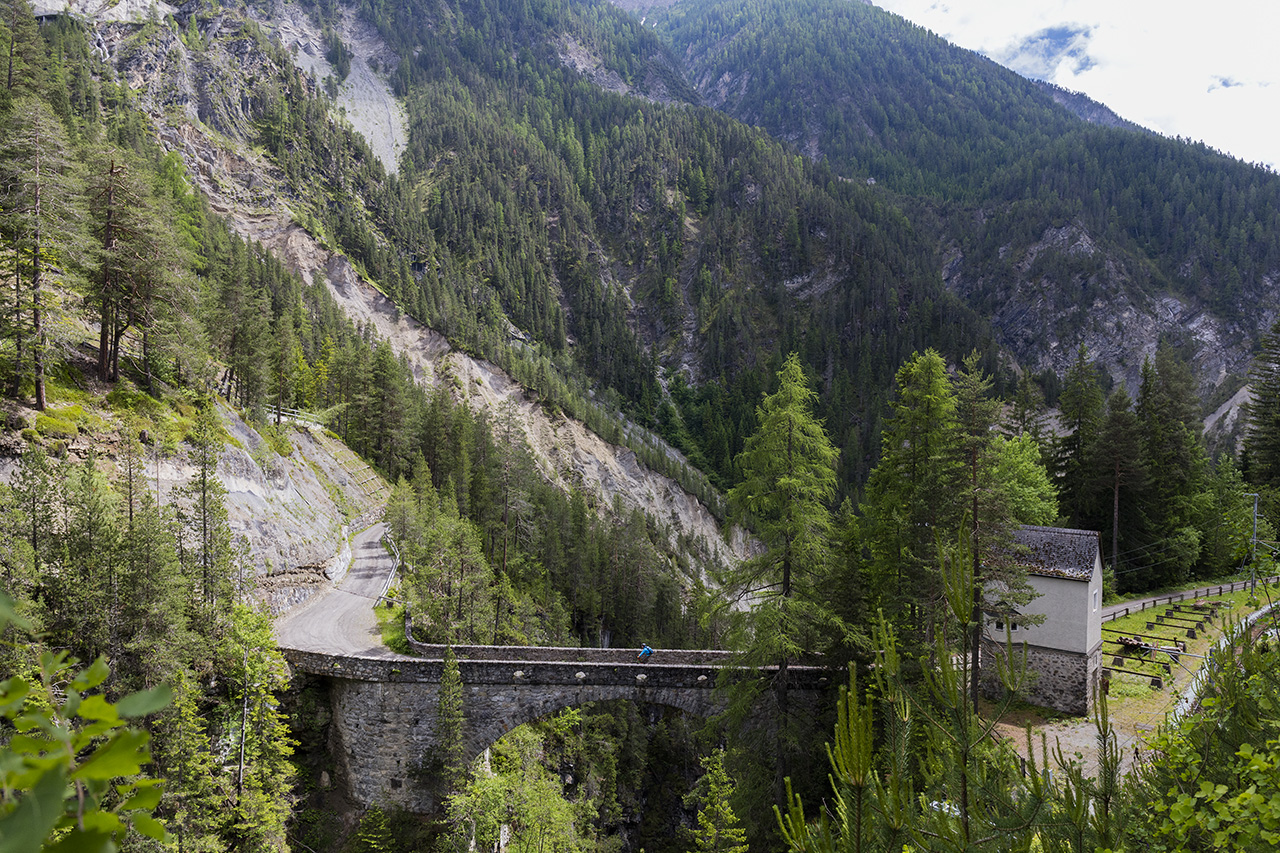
(872, 0, 1280, 171)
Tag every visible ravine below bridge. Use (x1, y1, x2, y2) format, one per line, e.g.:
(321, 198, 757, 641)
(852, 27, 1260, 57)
(276, 523, 834, 813)
(283, 645, 832, 812)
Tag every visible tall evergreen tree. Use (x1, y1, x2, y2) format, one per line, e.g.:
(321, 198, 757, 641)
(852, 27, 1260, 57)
(1136, 345, 1209, 587)
(686, 748, 749, 853)
(954, 351, 1018, 704)
(726, 352, 841, 810)
(177, 404, 237, 633)
(1089, 385, 1146, 574)
(1056, 344, 1105, 526)
(0, 0, 45, 102)
(435, 645, 466, 797)
(1243, 319, 1280, 488)
(0, 96, 83, 409)
(861, 349, 964, 643)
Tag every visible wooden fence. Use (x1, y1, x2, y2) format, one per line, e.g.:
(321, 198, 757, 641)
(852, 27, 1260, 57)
(1102, 576, 1280, 623)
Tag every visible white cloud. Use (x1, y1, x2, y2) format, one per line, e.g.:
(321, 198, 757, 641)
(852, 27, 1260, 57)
(873, 0, 1280, 169)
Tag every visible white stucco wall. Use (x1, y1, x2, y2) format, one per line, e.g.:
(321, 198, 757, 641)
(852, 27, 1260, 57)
(991, 556, 1103, 654)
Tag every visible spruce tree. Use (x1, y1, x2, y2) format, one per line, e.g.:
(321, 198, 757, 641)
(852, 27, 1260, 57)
(1089, 385, 1145, 577)
(1056, 344, 1105, 525)
(1136, 346, 1209, 587)
(861, 349, 964, 641)
(1244, 319, 1280, 487)
(0, 0, 46, 101)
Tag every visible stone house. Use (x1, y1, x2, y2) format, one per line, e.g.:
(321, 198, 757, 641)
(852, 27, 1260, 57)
(980, 525, 1103, 715)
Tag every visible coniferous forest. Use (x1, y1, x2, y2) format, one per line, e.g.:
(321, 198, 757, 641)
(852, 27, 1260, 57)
(3, 0, 1280, 849)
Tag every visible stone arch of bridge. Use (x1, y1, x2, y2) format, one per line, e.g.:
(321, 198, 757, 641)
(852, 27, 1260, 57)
(462, 682, 724, 764)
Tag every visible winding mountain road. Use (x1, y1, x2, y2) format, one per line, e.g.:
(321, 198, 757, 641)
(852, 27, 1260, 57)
(274, 522, 406, 659)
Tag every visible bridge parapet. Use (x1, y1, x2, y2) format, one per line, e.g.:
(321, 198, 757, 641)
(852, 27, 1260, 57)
(282, 647, 832, 690)
(404, 617, 737, 666)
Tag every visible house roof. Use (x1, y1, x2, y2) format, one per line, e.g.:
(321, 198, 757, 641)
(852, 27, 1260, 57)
(1010, 525, 1100, 582)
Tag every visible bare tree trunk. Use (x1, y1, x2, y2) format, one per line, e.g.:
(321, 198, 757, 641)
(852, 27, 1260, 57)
(31, 144, 44, 411)
(10, 249, 22, 398)
(1112, 459, 1121, 570)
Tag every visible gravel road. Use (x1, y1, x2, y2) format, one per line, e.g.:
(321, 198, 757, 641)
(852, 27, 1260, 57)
(274, 522, 407, 659)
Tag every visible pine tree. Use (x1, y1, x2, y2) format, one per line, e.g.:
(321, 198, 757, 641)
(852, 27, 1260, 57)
(0, 96, 83, 409)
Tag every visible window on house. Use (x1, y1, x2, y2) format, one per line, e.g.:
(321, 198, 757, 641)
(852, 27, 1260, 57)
(995, 619, 1003, 630)
(1093, 589, 1099, 612)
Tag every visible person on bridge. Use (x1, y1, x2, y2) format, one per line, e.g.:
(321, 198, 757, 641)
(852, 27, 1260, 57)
(638, 644, 654, 661)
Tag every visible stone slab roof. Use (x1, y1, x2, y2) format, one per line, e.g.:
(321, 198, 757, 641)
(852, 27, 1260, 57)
(1011, 525, 1100, 582)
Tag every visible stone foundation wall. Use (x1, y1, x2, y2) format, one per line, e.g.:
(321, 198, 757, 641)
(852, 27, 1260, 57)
(980, 640, 1101, 715)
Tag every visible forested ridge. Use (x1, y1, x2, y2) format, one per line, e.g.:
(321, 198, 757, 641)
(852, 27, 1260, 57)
(658, 0, 1280, 385)
(3, 0, 1280, 849)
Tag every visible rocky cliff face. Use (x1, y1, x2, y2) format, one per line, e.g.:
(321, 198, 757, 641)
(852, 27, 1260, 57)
(942, 220, 1270, 398)
(79, 0, 744, 580)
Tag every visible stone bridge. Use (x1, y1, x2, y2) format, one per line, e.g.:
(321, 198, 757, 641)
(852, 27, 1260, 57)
(283, 644, 834, 813)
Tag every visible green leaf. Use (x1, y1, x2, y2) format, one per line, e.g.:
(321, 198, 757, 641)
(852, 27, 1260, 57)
(76, 695, 118, 723)
(0, 676, 32, 714)
(132, 814, 168, 841)
(43, 828, 116, 853)
(119, 781, 163, 812)
(0, 767, 68, 853)
(0, 591, 30, 633)
(74, 731, 151, 781)
(115, 684, 171, 719)
(79, 809, 124, 834)
(70, 657, 110, 692)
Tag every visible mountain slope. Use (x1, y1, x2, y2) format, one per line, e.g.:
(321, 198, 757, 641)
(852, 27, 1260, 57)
(655, 0, 1280, 401)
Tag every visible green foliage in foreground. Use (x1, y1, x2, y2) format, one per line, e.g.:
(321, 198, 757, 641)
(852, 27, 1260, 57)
(1123, 615, 1280, 851)
(0, 591, 170, 852)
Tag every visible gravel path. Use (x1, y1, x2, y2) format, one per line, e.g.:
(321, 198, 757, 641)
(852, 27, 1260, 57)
(274, 522, 408, 659)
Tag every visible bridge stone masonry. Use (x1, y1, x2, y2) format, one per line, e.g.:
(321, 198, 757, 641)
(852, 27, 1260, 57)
(282, 645, 835, 813)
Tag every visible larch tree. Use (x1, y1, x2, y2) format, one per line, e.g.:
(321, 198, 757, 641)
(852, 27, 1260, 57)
(726, 352, 840, 807)
(954, 350, 1004, 705)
